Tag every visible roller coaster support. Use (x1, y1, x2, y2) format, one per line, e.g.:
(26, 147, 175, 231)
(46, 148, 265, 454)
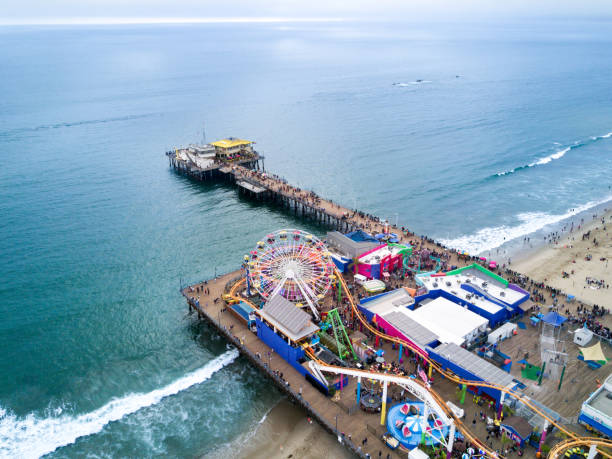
(381, 380, 388, 425)
(537, 420, 549, 457)
(447, 423, 456, 459)
(497, 392, 505, 421)
(460, 384, 467, 405)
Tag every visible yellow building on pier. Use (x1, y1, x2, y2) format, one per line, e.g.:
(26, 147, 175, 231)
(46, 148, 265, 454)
(211, 138, 254, 160)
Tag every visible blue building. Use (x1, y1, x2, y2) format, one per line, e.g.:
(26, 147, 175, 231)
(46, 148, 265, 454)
(418, 264, 531, 327)
(579, 372, 612, 438)
(255, 294, 328, 392)
(427, 342, 518, 407)
(500, 416, 533, 448)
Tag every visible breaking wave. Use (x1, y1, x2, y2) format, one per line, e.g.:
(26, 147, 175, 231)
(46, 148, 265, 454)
(439, 195, 612, 254)
(494, 130, 612, 177)
(0, 349, 239, 459)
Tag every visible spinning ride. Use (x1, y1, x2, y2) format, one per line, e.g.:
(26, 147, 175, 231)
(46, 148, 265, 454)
(247, 229, 334, 319)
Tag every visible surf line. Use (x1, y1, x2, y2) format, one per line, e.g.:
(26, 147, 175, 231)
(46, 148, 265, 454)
(0, 349, 239, 459)
(495, 130, 612, 177)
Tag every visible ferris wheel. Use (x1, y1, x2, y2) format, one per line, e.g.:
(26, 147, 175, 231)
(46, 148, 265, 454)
(244, 229, 335, 319)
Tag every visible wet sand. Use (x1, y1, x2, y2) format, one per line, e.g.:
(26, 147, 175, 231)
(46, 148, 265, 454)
(223, 399, 355, 459)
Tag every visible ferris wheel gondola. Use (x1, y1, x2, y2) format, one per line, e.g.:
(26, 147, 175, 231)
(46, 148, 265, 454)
(245, 229, 334, 319)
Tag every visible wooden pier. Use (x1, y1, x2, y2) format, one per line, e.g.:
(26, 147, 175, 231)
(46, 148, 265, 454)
(183, 272, 375, 458)
(169, 159, 358, 233)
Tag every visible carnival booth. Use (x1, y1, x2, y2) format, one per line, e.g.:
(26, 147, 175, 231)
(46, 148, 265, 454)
(500, 416, 533, 448)
(574, 327, 594, 346)
(356, 243, 410, 280)
(488, 323, 518, 344)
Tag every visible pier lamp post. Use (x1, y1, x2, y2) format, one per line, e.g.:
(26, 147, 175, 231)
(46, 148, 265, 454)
(335, 414, 338, 432)
(394, 213, 398, 227)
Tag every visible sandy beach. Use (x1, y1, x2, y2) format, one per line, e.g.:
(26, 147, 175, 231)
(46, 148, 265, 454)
(513, 209, 612, 311)
(209, 399, 355, 459)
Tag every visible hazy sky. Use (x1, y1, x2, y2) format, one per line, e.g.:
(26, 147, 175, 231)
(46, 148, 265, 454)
(1, 0, 612, 24)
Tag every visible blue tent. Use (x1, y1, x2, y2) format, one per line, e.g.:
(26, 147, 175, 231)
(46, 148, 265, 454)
(541, 311, 567, 327)
(345, 230, 378, 243)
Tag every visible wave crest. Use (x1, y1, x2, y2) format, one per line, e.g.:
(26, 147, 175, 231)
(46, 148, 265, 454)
(439, 195, 612, 254)
(494, 130, 612, 177)
(0, 349, 239, 459)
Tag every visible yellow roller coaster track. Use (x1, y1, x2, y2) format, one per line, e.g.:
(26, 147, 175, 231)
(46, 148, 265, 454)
(227, 268, 612, 458)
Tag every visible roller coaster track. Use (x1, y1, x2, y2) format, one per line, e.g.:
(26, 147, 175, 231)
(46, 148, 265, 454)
(230, 277, 498, 456)
(547, 437, 611, 458)
(227, 270, 612, 458)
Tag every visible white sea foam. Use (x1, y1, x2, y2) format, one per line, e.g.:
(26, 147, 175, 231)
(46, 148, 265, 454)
(393, 80, 432, 87)
(0, 349, 239, 459)
(495, 146, 571, 176)
(529, 147, 570, 166)
(495, 130, 612, 177)
(439, 195, 612, 254)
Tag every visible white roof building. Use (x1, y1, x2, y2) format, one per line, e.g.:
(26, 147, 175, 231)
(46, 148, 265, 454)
(410, 297, 489, 346)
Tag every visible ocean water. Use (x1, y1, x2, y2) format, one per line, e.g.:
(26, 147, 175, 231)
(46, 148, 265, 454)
(1, 20, 612, 457)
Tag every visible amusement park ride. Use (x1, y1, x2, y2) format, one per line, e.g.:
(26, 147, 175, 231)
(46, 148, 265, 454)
(237, 229, 612, 458)
(244, 229, 335, 320)
(320, 308, 357, 361)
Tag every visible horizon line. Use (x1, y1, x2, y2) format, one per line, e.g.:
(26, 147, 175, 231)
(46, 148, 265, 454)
(0, 16, 350, 26)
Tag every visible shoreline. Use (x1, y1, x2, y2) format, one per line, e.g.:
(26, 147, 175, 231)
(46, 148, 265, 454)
(512, 208, 612, 309)
(453, 196, 612, 269)
(215, 399, 355, 459)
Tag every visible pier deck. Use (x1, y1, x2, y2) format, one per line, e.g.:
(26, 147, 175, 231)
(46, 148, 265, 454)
(171, 151, 609, 457)
(183, 270, 594, 458)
